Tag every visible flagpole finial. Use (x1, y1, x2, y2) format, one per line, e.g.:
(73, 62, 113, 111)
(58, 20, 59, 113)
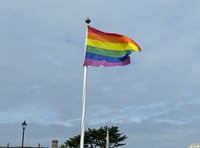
(85, 17, 91, 24)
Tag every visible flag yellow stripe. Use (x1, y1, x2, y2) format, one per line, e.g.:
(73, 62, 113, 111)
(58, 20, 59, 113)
(87, 39, 140, 51)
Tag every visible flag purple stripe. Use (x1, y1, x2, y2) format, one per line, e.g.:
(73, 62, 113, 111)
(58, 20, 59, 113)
(84, 56, 130, 67)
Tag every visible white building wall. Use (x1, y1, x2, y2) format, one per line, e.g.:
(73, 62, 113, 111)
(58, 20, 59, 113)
(189, 143, 200, 148)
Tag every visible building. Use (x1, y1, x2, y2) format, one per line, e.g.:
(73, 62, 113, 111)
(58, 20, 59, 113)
(0, 140, 58, 148)
(189, 143, 200, 148)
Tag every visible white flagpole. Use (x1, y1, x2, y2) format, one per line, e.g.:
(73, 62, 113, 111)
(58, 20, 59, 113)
(106, 127, 110, 148)
(80, 17, 91, 148)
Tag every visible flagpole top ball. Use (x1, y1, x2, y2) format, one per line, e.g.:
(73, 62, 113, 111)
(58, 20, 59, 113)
(85, 17, 91, 24)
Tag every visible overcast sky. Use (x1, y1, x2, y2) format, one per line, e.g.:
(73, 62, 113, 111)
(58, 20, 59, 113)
(0, 0, 200, 148)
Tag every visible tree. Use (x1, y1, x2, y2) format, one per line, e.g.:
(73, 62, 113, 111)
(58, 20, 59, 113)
(61, 126, 127, 148)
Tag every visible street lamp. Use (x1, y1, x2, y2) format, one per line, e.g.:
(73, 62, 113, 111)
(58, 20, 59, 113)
(21, 120, 27, 148)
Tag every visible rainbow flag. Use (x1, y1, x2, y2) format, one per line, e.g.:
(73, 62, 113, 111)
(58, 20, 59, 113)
(84, 26, 141, 67)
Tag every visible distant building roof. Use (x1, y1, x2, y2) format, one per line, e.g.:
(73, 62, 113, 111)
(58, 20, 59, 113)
(0, 146, 48, 148)
(189, 143, 200, 148)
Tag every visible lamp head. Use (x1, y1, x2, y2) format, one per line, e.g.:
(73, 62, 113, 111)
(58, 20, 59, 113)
(22, 120, 27, 129)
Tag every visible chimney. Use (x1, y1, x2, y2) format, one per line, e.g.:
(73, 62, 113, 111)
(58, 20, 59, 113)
(52, 140, 58, 148)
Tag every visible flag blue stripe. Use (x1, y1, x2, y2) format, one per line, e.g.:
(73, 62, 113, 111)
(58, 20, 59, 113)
(85, 52, 130, 63)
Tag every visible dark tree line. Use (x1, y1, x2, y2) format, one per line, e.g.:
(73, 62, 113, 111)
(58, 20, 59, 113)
(60, 126, 127, 148)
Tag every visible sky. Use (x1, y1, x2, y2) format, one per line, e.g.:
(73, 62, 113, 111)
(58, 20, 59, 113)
(0, 0, 200, 148)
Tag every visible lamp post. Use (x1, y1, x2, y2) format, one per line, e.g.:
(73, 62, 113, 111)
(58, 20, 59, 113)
(21, 120, 27, 148)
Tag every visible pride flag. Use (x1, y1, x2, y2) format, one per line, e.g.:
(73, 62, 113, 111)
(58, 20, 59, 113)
(84, 26, 141, 67)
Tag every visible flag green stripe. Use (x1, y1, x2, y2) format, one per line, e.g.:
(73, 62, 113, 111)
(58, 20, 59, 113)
(86, 46, 131, 58)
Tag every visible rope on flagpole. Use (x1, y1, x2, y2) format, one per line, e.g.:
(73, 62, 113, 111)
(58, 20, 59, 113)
(80, 17, 91, 148)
